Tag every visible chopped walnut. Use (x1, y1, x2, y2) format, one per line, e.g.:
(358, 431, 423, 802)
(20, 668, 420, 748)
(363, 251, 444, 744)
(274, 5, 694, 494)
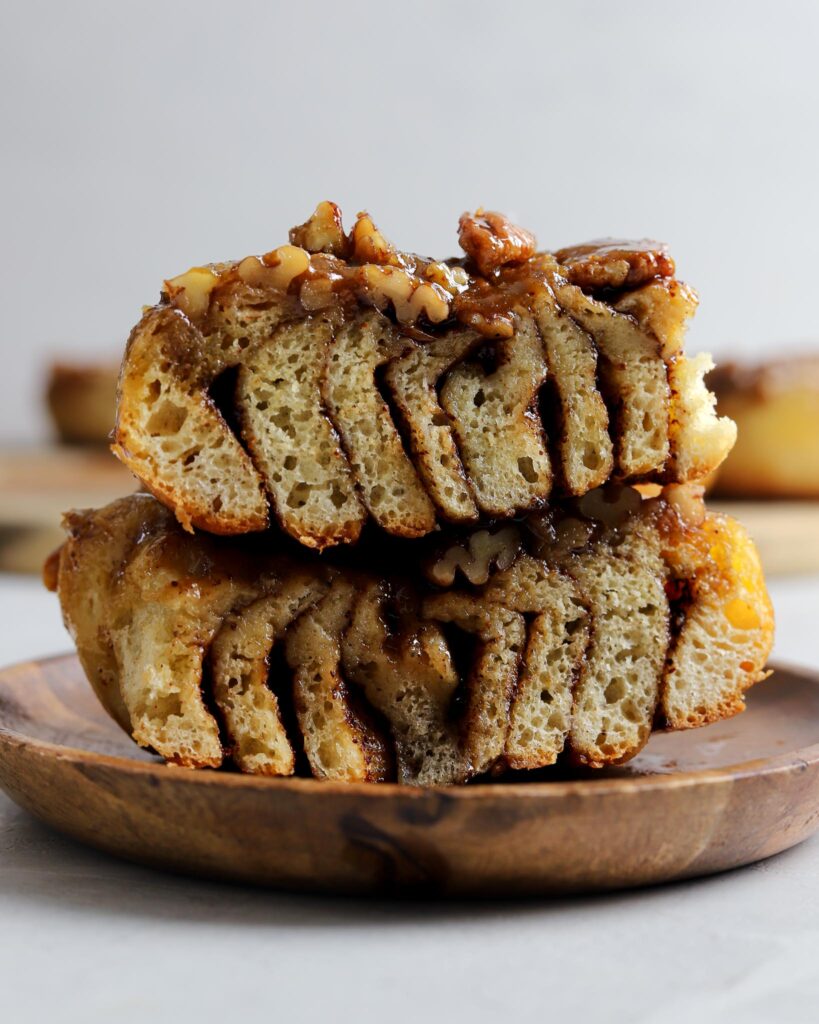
(236, 245, 311, 293)
(360, 264, 450, 325)
(423, 261, 471, 297)
(289, 201, 348, 257)
(236, 255, 278, 289)
(554, 239, 675, 291)
(458, 210, 537, 276)
(260, 244, 311, 283)
(350, 213, 395, 265)
(425, 526, 521, 587)
(163, 266, 221, 319)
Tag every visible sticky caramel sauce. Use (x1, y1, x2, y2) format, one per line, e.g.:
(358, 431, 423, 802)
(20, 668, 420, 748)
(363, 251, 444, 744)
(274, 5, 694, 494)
(159, 204, 677, 342)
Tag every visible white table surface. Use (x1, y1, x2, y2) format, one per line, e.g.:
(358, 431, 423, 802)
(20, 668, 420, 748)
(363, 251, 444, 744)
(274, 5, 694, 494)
(1, 571, 818, 1024)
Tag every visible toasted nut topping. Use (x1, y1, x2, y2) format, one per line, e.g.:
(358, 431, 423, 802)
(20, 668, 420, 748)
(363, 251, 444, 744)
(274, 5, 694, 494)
(360, 265, 450, 325)
(424, 261, 470, 296)
(426, 526, 521, 587)
(259, 245, 311, 290)
(453, 304, 516, 339)
(555, 239, 675, 291)
(237, 256, 279, 289)
(350, 213, 395, 265)
(458, 210, 537, 276)
(289, 201, 348, 257)
(164, 267, 221, 319)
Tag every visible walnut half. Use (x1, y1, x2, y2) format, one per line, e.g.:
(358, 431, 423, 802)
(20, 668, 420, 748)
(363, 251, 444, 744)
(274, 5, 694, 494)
(360, 264, 450, 325)
(163, 266, 221, 319)
(289, 201, 348, 257)
(425, 526, 521, 587)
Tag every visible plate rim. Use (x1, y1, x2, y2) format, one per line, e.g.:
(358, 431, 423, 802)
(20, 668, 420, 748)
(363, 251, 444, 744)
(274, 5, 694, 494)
(1, 652, 818, 802)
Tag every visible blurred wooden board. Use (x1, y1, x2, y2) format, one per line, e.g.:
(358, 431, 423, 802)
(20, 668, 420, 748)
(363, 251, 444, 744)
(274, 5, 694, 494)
(710, 500, 819, 576)
(0, 446, 135, 573)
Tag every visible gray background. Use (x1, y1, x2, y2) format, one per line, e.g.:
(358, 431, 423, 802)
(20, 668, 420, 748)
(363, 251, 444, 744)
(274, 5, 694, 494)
(1, 0, 818, 443)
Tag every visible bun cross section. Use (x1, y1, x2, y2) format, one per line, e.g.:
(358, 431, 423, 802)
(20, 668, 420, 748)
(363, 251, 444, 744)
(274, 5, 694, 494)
(47, 485, 773, 783)
(113, 203, 735, 549)
(46, 203, 774, 788)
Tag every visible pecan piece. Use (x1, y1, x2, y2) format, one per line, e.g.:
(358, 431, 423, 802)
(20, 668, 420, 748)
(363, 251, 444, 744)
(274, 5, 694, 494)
(458, 210, 537, 276)
(554, 239, 675, 290)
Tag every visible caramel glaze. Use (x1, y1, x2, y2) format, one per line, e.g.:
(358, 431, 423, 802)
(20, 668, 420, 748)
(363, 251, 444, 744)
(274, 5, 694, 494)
(160, 204, 677, 345)
(554, 238, 675, 291)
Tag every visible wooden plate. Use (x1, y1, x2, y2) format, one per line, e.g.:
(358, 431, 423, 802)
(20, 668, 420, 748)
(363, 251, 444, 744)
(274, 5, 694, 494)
(1, 655, 818, 897)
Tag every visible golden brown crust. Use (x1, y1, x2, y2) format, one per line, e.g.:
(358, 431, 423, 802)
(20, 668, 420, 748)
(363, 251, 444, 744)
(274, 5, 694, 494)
(383, 327, 483, 523)
(341, 580, 464, 785)
(113, 307, 269, 535)
(286, 579, 393, 782)
(321, 311, 437, 538)
(423, 590, 525, 775)
(659, 505, 775, 728)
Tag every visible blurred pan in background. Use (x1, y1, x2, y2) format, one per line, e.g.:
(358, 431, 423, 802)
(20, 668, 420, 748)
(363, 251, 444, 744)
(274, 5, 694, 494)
(707, 352, 819, 575)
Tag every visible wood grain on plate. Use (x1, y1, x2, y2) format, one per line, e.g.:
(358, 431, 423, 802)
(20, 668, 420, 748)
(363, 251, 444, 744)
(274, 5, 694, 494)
(1, 655, 818, 896)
